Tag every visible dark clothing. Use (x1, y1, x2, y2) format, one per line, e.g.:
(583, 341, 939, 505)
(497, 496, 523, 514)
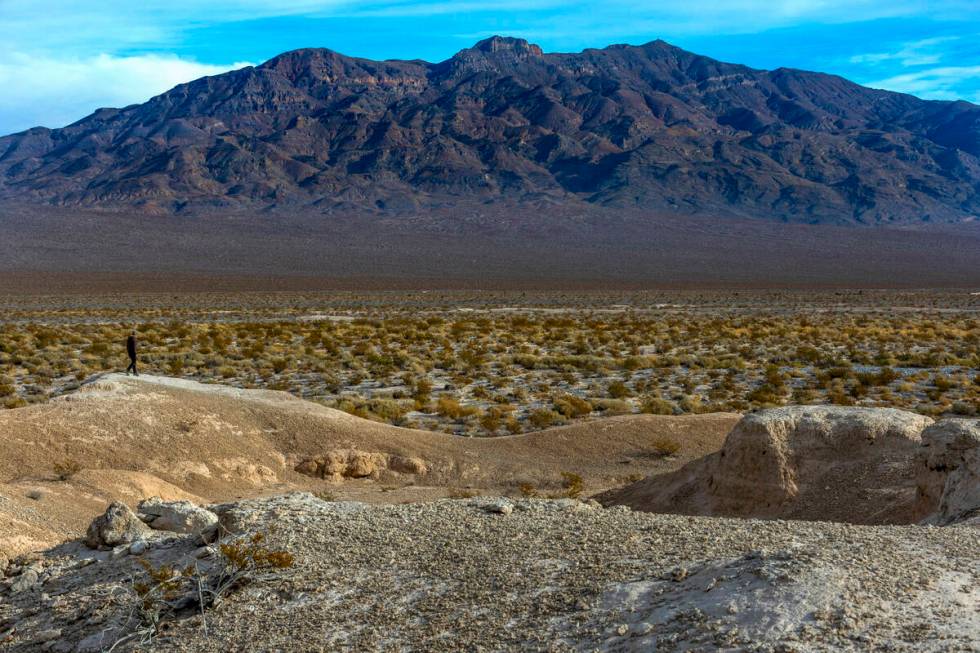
(126, 335, 138, 376)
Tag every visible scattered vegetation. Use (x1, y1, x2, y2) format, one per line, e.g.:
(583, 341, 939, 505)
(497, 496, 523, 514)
(1, 290, 977, 435)
(123, 532, 293, 646)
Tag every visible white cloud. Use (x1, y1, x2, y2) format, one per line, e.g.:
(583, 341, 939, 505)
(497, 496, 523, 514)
(867, 65, 980, 100)
(849, 36, 958, 67)
(0, 53, 251, 133)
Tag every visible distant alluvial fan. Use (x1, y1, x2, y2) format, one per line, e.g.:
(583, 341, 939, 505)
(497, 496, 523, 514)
(2, 35, 980, 224)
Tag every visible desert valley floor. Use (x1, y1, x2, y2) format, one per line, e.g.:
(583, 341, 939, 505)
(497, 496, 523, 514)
(0, 290, 977, 652)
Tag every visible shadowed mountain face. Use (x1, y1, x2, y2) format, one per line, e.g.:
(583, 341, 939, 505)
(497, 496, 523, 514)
(2, 36, 980, 225)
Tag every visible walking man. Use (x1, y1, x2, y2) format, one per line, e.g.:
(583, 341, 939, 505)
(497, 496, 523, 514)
(126, 330, 139, 376)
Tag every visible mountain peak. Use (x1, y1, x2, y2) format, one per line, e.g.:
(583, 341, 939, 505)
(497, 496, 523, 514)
(470, 36, 543, 57)
(0, 38, 978, 226)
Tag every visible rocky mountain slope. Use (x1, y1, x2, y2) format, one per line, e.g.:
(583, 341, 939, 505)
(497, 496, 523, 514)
(2, 36, 980, 225)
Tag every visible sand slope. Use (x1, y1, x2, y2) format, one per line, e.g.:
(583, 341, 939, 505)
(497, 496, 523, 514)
(0, 374, 738, 554)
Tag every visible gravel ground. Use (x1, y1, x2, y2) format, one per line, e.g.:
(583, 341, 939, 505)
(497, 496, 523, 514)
(1, 493, 977, 652)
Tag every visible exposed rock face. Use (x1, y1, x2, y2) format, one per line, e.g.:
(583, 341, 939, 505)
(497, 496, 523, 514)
(84, 501, 152, 549)
(599, 406, 934, 524)
(917, 419, 980, 525)
(1, 37, 979, 225)
(294, 450, 429, 480)
(136, 497, 219, 535)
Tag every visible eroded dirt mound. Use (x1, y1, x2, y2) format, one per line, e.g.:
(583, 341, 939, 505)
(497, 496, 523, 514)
(599, 406, 945, 524)
(917, 418, 980, 526)
(0, 374, 738, 555)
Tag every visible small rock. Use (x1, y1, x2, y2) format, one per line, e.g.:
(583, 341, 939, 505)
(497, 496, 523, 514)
(85, 501, 152, 548)
(137, 497, 219, 535)
(49, 641, 73, 653)
(109, 545, 130, 560)
(484, 499, 514, 515)
(193, 546, 215, 559)
(616, 624, 629, 636)
(198, 522, 221, 544)
(129, 540, 147, 555)
(10, 569, 38, 594)
(75, 628, 122, 653)
(633, 622, 654, 636)
(36, 628, 61, 642)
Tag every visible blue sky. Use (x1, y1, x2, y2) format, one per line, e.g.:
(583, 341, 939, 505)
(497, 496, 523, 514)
(1, 1, 978, 135)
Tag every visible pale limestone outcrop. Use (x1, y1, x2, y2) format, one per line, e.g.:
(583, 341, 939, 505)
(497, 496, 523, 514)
(600, 406, 933, 524)
(917, 419, 980, 525)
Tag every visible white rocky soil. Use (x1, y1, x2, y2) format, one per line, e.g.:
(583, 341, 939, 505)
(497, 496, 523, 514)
(1, 399, 978, 652)
(1, 493, 977, 652)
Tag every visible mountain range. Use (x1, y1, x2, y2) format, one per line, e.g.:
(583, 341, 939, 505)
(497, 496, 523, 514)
(2, 36, 980, 226)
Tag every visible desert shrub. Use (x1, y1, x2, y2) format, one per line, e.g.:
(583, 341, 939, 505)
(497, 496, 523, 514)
(951, 401, 978, 416)
(933, 374, 956, 391)
(560, 471, 584, 498)
(519, 483, 539, 498)
(435, 396, 476, 420)
(792, 387, 819, 403)
(607, 380, 632, 398)
(528, 408, 563, 429)
(366, 398, 408, 423)
(746, 384, 785, 405)
(129, 532, 293, 644)
(479, 410, 502, 433)
(435, 396, 461, 418)
(553, 394, 592, 418)
(4, 396, 27, 409)
(640, 396, 675, 415)
(651, 436, 681, 456)
(336, 399, 370, 420)
(271, 358, 289, 374)
(447, 488, 480, 499)
(678, 395, 703, 413)
(622, 356, 645, 371)
(53, 458, 82, 481)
